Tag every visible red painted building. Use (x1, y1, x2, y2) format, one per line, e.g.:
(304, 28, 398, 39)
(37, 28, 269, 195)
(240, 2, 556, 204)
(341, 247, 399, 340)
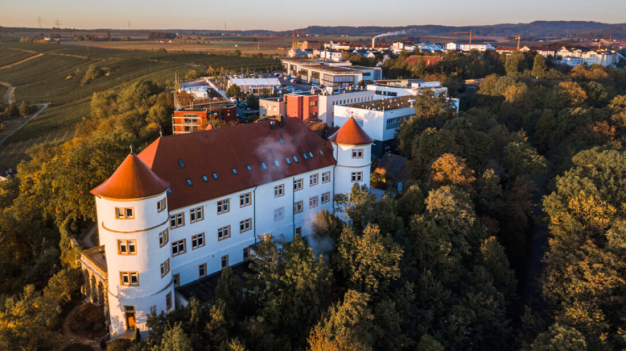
(172, 88, 237, 135)
(285, 94, 318, 121)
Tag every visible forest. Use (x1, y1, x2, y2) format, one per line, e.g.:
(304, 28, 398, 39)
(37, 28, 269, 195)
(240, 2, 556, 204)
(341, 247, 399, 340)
(1, 48, 626, 350)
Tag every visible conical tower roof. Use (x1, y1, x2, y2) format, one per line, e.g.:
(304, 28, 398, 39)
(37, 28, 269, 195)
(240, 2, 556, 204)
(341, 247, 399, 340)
(91, 154, 170, 199)
(205, 123, 215, 130)
(329, 117, 374, 145)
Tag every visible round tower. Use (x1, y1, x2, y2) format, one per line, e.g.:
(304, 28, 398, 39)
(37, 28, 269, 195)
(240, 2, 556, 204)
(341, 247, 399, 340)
(330, 117, 374, 195)
(91, 154, 173, 337)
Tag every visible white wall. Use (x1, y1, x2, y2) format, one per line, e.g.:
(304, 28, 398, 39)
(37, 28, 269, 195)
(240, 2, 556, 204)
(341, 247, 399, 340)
(333, 105, 414, 142)
(332, 142, 371, 195)
(318, 91, 378, 126)
(96, 192, 174, 336)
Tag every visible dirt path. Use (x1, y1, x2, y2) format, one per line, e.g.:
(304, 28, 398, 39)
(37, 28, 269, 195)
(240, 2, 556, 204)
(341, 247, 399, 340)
(0, 103, 48, 147)
(0, 53, 44, 70)
(61, 303, 101, 350)
(0, 81, 13, 104)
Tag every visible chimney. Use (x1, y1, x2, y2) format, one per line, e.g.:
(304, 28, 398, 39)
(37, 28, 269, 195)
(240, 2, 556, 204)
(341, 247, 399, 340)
(372, 37, 376, 50)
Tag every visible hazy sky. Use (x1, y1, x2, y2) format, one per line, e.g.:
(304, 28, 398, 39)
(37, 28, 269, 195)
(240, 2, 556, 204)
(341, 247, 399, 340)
(2, 0, 624, 31)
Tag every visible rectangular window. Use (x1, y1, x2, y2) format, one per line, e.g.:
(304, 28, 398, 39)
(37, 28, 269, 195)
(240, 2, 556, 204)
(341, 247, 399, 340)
(191, 233, 205, 249)
(240, 218, 252, 233)
(321, 192, 331, 204)
(243, 247, 250, 260)
(166, 292, 172, 310)
(294, 201, 303, 214)
(309, 196, 319, 208)
(160, 258, 170, 278)
(274, 184, 284, 197)
(352, 149, 363, 158)
(240, 192, 251, 207)
(115, 207, 134, 219)
(118, 240, 137, 255)
(172, 239, 186, 257)
(170, 213, 184, 229)
(218, 225, 231, 241)
(199, 263, 207, 278)
(157, 198, 167, 212)
(217, 199, 230, 214)
(294, 178, 303, 191)
(296, 227, 302, 236)
(322, 171, 331, 183)
(274, 207, 284, 221)
(351, 172, 363, 183)
(120, 272, 139, 286)
(190, 207, 203, 223)
(221, 255, 229, 268)
(310, 174, 318, 186)
(159, 229, 169, 248)
(173, 273, 180, 288)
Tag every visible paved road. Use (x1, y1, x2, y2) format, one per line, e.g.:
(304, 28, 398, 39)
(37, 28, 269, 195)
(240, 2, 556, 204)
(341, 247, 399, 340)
(0, 81, 14, 104)
(0, 104, 48, 147)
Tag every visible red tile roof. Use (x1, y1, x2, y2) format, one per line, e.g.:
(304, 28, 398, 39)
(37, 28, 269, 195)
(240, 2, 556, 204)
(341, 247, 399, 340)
(91, 154, 170, 199)
(405, 55, 444, 67)
(329, 117, 374, 145)
(138, 118, 336, 209)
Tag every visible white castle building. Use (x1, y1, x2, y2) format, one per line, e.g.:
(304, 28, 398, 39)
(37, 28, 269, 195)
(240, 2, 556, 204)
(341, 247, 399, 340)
(80, 117, 373, 337)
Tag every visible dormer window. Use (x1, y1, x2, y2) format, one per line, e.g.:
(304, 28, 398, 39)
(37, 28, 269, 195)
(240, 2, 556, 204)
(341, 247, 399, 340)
(273, 160, 280, 167)
(302, 153, 308, 160)
(293, 155, 299, 163)
(202, 175, 208, 182)
(261, 162, 267, 170)
(285, 157, 292, 165)
(246, 165, 252, 171)
(213, 173, 218, 180)
(232, 168, 238, 175)
(319, 150, 325, 156)
(309, 152, 314, 158)
(178, 160, 185, 168)
(186, 179, 192, 186)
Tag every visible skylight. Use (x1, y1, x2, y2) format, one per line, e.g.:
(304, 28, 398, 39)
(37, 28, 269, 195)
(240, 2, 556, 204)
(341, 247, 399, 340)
(285, 157, 292, 165)
(302, 153, 308, 160)
(293, 155, 299, 163)
(246, 165, 252, 171)
(279, 138, 284, 144)
(261, 162, 267, 170)
(213, 173, 218, 180)
(309, 152, 314, 158)
(273, 160, 280, 167)
(232, 168, 238, 175)
(319, 150, 325, 156)
(202, 175, 208, 182)
(178, 160, 185, 168)
(186, 179, 192, 186)
(167, 188, 172, 195)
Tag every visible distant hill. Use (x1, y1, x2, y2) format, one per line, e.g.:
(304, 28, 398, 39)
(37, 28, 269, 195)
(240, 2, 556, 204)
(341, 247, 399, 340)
(173, 21, 626, 39)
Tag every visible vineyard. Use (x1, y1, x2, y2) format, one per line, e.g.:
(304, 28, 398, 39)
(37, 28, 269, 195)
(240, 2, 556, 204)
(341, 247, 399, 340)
(0, 42, 278, 167)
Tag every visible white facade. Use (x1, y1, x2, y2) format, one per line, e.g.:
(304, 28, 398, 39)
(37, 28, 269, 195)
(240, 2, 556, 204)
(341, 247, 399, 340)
(91, 120, 373, 338)
(318, 90, 379, 126)
(332, 142, 371, 195)
(365, 84, 459, 114)
(333, 103, 414, 143)
(557, 48, 620, 67)
(96, 191, 175, 337)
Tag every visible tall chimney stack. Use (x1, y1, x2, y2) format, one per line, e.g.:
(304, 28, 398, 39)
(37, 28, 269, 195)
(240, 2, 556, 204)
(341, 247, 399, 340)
(372, 37, 376, 50)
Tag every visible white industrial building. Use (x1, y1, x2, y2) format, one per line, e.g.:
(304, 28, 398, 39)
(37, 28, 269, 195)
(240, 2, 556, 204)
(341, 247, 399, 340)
(81, 117, 374, 338)
(446, 42, 495, 52)
(317, 89, 379, 126)
(282, 59, 383, 87)
(334, 96, 416, 158)
(228, 78, 281, 94)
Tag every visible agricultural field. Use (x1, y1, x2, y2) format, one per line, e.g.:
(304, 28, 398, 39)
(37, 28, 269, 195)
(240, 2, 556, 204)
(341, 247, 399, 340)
(65, 35, 374, 55)
(0, 42, 278, 168)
